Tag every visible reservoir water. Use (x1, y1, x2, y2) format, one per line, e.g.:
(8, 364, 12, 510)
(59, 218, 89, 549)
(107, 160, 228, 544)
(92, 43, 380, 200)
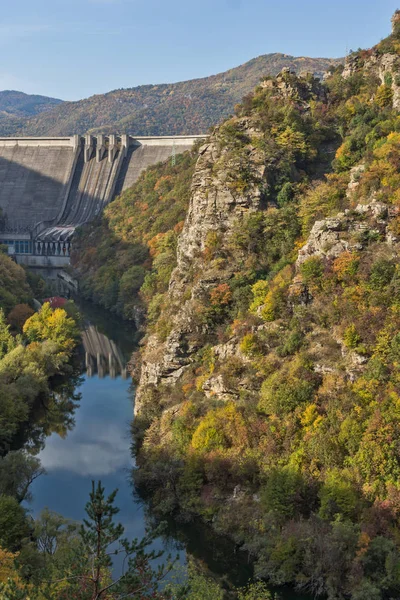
(27, 300, 311, 599)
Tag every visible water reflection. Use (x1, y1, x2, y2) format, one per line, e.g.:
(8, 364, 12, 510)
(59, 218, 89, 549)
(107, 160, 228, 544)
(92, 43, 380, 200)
(30, 303, 140, 537)
(12, 361, 82, 456)
(82, 325, 128, 379)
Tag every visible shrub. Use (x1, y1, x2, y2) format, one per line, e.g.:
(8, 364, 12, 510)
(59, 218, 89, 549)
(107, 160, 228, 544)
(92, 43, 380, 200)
(343, 324, 362, 349)
(375, 85, 394, 108)
(300, 257, 324, 286)
(369, 259, 395, 290)
(240, 333, 261, 357)
(318, 469, 359, 520)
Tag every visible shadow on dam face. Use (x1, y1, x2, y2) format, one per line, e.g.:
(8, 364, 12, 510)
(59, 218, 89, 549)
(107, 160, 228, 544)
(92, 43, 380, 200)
(0, 136, 201, 249)
(0, 152, 74, 232)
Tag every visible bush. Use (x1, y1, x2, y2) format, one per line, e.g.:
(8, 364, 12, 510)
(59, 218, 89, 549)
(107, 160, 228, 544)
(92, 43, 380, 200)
(369, 259, 395, 290)
(300, 257, 324, 285)
(318, 469, 359, 520)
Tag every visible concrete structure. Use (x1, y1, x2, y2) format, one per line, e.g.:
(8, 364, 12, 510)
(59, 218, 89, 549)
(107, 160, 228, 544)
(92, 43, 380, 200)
(0, 134, 204, 266)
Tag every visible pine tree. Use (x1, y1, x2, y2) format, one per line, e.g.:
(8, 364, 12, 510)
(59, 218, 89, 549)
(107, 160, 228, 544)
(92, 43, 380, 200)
(67, 480, 175, 600)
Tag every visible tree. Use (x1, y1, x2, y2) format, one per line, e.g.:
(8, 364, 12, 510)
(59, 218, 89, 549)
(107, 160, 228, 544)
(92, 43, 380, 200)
(0, 309, 17, 360)
(0, 495, 31, 552)
(23, 303, 79, 353)
(7, 304, 34, 332)
(0, 451, 44, 503)
(62, 481, 175, 600)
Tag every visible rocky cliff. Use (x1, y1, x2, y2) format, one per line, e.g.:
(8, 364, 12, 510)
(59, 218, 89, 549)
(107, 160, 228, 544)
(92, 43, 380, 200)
(131, 15, 400, 599)
(135, 70, 327, 411)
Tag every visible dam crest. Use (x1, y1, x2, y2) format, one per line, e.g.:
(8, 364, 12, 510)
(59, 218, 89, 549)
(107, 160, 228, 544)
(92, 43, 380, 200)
(0, 134, 203, 267)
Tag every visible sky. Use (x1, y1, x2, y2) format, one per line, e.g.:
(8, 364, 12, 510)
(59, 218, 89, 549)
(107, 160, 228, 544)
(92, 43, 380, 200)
(2, 0, 399, 101)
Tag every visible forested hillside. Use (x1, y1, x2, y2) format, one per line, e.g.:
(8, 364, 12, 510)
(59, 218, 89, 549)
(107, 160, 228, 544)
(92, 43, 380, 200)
(70, 11, 400, 599)
(1, 54, 340, 137)
(0, 90, 63, 136)
(71, 148, 198, 323)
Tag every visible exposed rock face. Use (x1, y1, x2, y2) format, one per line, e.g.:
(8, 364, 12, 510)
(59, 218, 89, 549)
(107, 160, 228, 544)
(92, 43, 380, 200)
(297, 202, 398, 266)
(175, 121, 266, 270)
(135, 118, 267, 411)
(342, 49, 400, 109)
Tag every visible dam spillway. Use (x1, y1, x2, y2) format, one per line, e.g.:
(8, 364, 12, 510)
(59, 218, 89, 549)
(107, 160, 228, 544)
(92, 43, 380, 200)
(0, 134, 203, 266)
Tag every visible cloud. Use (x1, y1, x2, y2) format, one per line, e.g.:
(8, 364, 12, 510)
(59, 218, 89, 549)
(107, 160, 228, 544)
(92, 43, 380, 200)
(39, 422, 132, 477)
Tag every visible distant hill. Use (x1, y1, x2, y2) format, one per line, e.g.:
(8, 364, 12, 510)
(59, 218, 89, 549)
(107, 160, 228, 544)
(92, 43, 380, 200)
(0, 90, 63, 118)
(0, 91, 63, 137)
(2, 54, 341, 137)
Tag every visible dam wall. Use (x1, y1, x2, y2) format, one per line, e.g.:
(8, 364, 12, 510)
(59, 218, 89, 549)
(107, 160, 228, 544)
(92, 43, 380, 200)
(0, 134, 204, 261)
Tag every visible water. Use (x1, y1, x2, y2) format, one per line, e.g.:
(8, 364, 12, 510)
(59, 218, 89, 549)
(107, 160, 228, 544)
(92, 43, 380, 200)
(26, 300, 311, 599)
(28, 301, 165, 567)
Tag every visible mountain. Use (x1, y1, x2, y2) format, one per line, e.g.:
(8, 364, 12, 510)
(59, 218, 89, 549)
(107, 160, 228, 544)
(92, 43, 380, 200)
(0, 91, 63, 137)
(0, 90, 63, 117)
(4, 54, 340, 137)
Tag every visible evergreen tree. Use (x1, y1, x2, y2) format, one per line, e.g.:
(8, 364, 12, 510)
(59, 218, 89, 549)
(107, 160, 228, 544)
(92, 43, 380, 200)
(63, 481, 175, 600)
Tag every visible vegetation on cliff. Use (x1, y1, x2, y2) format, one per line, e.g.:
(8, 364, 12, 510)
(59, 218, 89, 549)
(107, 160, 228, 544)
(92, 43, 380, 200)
(112, 14, 400, 600)
(71, 148, 198, 321)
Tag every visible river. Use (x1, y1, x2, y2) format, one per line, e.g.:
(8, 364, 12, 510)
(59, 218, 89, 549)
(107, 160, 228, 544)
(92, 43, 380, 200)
(27, 300, 311, 599)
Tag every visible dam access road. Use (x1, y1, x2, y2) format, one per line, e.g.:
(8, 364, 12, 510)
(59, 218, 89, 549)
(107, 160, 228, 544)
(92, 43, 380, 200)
(0, 134, 204, 267)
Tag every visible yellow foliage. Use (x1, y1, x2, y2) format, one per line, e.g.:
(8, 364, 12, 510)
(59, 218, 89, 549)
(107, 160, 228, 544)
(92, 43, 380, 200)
(332, 252, 359, 280)
(23, 303, 79, 353)
(251, 265, 292, 322)
(0, 547, 20, 583)
(191, 403, 248, 453)
(300, 403, 323, 431)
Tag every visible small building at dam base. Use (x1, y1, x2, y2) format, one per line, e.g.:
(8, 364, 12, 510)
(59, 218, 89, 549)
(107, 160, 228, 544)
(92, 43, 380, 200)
(0, 134, 204, 267)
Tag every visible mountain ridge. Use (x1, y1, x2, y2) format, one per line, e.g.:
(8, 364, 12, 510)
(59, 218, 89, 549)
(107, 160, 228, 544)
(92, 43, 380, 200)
(0, 53, 341, 137)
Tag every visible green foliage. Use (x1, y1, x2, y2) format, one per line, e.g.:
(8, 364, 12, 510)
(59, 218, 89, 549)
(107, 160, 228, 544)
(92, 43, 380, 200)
(369, 259, 395, 290)
(343, 324, 362, 349)
(0, 451, 44, 503)
(0, 495, 30, 551)
(261, 468, 304, 519)
(0, 301, 80, 455)
(0, 254, 32, 314)
(72, 150, 196, 320)
(299, 256, 324, 285)
(237, 581, 272, 599)
(0, 309, 17, 359)
(318, 469, 359, 520)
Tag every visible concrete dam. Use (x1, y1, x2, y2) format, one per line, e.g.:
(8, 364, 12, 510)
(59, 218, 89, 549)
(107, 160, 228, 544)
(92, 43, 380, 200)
(0, 134, 203, 267)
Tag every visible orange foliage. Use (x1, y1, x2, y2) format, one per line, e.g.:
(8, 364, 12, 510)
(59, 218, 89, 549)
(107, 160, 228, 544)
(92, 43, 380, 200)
(154, 175, 172, 192)
(147, 233, 167, 257)
(332, 252, 359, 280)
(210, 283, 232, 306)
(174, 220, 185, 234)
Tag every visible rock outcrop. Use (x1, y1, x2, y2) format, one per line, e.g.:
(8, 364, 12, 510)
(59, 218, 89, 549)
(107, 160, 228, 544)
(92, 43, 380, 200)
(135, 118, 267, 410)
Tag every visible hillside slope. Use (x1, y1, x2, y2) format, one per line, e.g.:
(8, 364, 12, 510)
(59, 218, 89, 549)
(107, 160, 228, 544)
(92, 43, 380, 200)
(13, 54, 340, 137)
(0, 90, 63, 117)
(0, 90, 63, 136)
(92, 11, 400, 600)
(69, 15, 400, 599)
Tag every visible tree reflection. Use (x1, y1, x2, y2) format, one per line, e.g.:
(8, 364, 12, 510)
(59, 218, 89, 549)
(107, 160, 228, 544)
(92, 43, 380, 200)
(11, 357, 83, 456)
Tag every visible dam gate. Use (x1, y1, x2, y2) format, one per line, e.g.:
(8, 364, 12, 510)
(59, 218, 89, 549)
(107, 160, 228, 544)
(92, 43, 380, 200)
(0, 134, 203, 268)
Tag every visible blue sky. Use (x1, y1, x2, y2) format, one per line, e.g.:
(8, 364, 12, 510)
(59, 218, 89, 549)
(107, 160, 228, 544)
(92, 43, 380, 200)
(2, 1, 399, 101)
